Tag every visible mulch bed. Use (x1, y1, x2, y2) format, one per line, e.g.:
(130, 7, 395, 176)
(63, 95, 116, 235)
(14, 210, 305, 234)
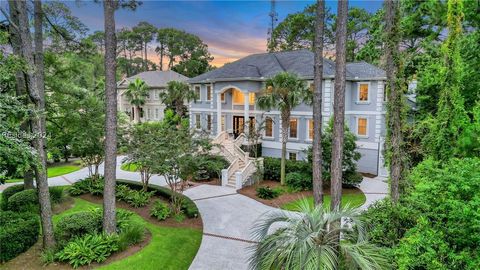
(79, 193, 203, 230)
(238, 180, 363, 208)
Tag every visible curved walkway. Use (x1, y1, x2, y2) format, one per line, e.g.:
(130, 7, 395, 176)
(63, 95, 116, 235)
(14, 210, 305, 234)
(184, 176, 388, 270)
(0, 162, 388, 270)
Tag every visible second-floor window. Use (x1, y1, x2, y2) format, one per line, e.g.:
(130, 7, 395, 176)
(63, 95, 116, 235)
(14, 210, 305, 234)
(358, 83, 369, 102)
(220, 92, 225, 102)
(206, 85, 212, 101)
(289, 118, 298, 139)
(194, 86, 201, 102)
(357, 117, 368, 136)
(265, 117, 273, 138)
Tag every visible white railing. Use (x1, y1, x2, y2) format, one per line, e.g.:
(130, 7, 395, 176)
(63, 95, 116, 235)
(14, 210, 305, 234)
(226, 158, 240, 180)
(234, 133, 246, 147)
(236, 159, 256, 189)
(212, 131, 228, 145)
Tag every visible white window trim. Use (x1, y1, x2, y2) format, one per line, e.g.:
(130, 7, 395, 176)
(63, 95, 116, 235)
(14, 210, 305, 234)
(195, 114, 201, 130)
(194, 85, 201, 102)
(356, 81, 371, 104)
(288, 118, 299, 140)
(287, 151, 299, 161)
(206, 85, 212, 102)
(155, 108, 159, 120)
(306, 118, 313, 141)
(355, 116, 369, 138)
(263, 116, 275, 139)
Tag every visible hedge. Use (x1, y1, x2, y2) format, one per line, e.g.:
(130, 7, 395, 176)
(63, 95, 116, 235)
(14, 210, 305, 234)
(1, 185, 25, 210)
(117, 179, 199, 218)
(263, 157, 312, 182)
(0, 211, 40, 262)
(3, 185, 65, 212)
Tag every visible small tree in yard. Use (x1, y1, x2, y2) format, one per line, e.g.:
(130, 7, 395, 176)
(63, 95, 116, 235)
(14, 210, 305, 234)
(70, 93, 105, 179)
(150, 110, 206, 214)
(124, 122, 163, 190)
(307, 118, 362, 186)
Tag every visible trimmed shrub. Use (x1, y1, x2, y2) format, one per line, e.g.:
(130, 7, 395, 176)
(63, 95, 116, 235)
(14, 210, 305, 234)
(256, 186, 280, 200)
(150, 200, 171, 221)
(1, 185, 24, 210)
(285, 172, 312, 191)
(7, 189, 38, 212)
(0, 211, 40, 262)
(263, 157, 311, 182)
(56, 233, 119, 268)
(118, 221, 145, 251)
(117, 179, 199, 218)
(55, 211, 102, 245)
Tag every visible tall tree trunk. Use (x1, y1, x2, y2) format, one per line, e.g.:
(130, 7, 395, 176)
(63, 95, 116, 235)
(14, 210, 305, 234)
(312, 0, 325, 206)
(159, 44, 164, 71)
(280, 112, 290, 185)
(144, 41, 148, 71)
(12, 0, 56, 248)
(330, 1, 348, 266)
(8, 1, 35, 190)
(384, 0, 404, 203)
(330, 0, 348, 213)
(103, 0, 117, 235)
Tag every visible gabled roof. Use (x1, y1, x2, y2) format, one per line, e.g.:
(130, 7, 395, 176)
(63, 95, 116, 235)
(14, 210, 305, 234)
(118, 70, 188, 88)
(188, 50, 386, 83)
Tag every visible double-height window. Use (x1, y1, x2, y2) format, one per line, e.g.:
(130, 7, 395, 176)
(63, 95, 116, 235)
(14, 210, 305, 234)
(264, 117, 274, 138)
(356, 117, 368, 137)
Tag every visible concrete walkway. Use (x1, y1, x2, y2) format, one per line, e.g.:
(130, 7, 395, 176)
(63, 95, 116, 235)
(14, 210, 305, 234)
(0, 162, 388, 270)
(184, 176, 389, 270)
(0, 156, 167, 192)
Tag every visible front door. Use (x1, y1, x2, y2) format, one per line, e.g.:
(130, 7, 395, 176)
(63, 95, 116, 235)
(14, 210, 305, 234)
(233, 116, 255, 138)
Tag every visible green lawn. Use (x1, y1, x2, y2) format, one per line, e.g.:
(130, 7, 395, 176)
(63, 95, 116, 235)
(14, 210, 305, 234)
(281, 192, 367, 211)
(120, 162, 139, 172)
(5, 162, 83, 183)
(56, 198, 202, 270)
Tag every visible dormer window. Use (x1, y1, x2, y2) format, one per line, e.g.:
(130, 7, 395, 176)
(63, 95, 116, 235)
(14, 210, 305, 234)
(357, 82, 370, 103)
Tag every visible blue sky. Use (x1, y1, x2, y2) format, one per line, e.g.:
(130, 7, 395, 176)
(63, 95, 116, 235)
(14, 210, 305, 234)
(66, 1, 383, 66)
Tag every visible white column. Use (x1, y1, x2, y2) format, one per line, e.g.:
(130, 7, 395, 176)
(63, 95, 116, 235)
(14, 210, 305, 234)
(244, 91, 249, 132)
(217, 93, 222, 135)
(323, 80, 332, 126)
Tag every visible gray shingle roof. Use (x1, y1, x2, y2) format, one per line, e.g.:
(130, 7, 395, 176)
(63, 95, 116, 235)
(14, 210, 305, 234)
(118, 70, 188, 88)
(188, 50, 385, 83)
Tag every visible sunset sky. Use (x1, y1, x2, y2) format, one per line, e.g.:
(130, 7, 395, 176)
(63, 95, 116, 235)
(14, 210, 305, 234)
(64, 1, 383, 67)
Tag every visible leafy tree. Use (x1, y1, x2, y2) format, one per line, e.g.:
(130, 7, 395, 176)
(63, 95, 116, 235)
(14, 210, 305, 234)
(156, 28, 214, 77)
(256, 72, 308, 185)
(249, 199, 389, 270)
(159, 81, 197, 118)
(124, 78, 149, 123)
(124, 122, 162, 190)
(132, 21, 156, 71)
(307, 119, 362, 186)
(420, 0, 469, 161)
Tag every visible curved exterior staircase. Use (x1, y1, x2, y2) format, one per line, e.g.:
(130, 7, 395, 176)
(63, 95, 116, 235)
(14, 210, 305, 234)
(212, 132, 262, 190)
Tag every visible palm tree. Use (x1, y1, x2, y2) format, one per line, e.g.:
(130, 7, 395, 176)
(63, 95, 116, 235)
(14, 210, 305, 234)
(249, 200, 389, 270)
(124, 78, 149, 123)
(312, 0, 326, 206)
(257, 72, 308, 185)
(159, 81, 197, 118)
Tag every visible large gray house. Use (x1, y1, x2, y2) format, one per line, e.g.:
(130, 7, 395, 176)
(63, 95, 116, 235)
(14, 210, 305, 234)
(188, 50, 387, 182)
